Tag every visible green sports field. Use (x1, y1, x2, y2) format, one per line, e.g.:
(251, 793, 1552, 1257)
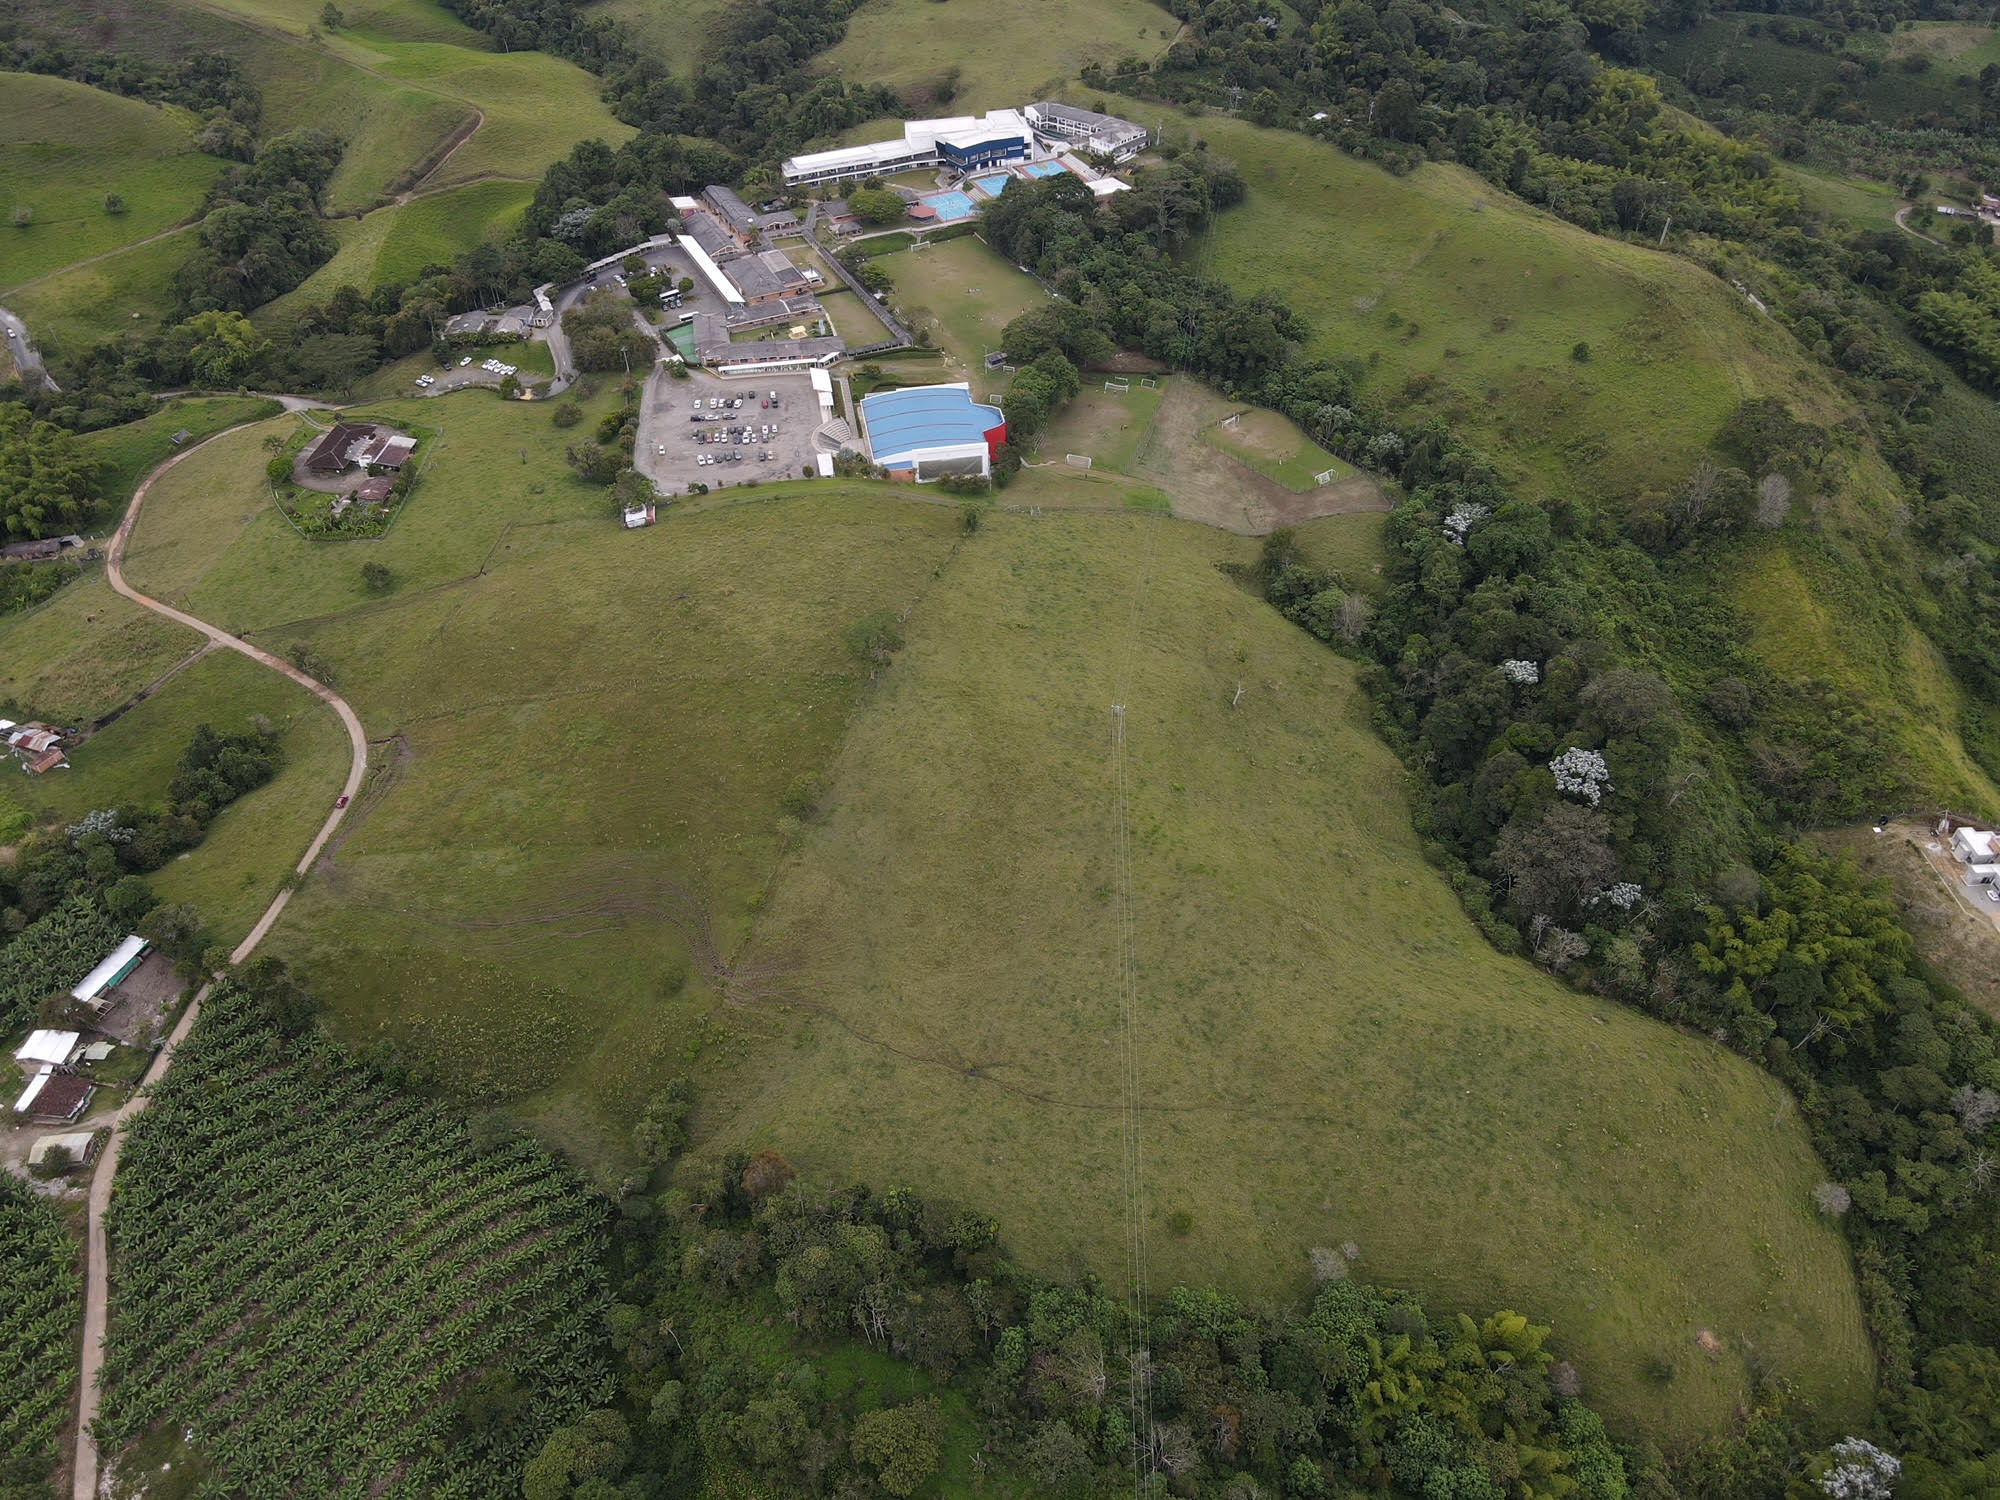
(0, 75, 223, 295)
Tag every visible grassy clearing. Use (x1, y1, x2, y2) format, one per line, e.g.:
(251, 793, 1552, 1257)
(0, 75, 222, 294)
(871, 234, 1051, 375)
(78, 396, 284, 512)
(1202, 403, 1358, 491)
(712, 508, 1873, 1443)
(1190, 112, 1817, 507)
(259, 179, 533, 327)
(1293, 509, 1391, 590)
(0, 574, 198, 725)
(825, 0, 1174, 112)
(6, 226, 198, 353)
(582, 0, 730, 76)
(13, 649, 353, 945)
(1781, 163, 1902, 234)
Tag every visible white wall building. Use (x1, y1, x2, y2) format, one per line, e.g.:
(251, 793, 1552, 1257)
(1024, 102, 1150, 162)
(1952, 827, 1999, 863)
(783, 110, 1035, 187)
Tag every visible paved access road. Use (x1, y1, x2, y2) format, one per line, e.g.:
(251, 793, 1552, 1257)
(69, 421, 370, 1500)
(0, 304, 59, 392)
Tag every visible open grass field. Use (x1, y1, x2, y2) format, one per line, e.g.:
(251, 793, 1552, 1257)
(109, 390, 965, 1156)
(4, 225, 198, 352)
(0, 75, 222, 295)
(872, 234, 1052, 374)
(710, 508, 1873, 1442)
(1203, 403, 1358, 492)
(0, 575, 198, 725)
(1189, 112, 1821, 509)
(79, 395, 283, 511)
(825, 0, 1176, 112)
(1782, 163, 1903, 233)
(1725, 540, 2000, 817)
(12, 649, 354, 945)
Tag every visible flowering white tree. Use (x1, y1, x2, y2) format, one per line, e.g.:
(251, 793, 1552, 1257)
(1499, 659, 1540, 685)
(1593, 881, 1642, 911)
(1814, 1181, 1852, 1217)
(1550, 747, 1611, 807)
(1442, 502, 1487, 545)
(1950, 1084, 1999, 1137)
(1820, 1438, 1899, 1499)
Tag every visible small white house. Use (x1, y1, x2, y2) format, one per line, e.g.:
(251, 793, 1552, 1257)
(1952, 828, 1999, 863)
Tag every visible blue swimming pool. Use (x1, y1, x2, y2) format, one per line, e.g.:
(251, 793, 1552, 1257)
(1024, 160, 1069, 178)
(920, 189, 978, 222)
(971, 173, 1012, 197)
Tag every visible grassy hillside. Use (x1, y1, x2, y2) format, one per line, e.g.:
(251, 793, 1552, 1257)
(713, 508, 1872, 1441)
(259, 179, 533, 327)
(3, 226, 198, 350)
(582, 0, 730, 78)
(1191, 112, 1811, 509)
(0, 575, 199, 725)
(12, 649, 352, 944)
(825, 0, 1177, 112)
(0, 74, 223, 294)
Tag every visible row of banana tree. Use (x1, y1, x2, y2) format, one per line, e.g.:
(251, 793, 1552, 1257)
(0, 1172, 80, 1466)
(95, 976, 618, 1495)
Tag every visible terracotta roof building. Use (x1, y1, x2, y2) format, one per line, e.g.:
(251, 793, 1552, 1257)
(303, 422, 376, 474)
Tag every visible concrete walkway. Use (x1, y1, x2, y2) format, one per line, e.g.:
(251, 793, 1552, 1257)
(69, 422, 370, 1500)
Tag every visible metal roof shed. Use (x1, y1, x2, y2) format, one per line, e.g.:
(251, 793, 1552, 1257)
(71, 935, 148, 1011)
(15, 1030, 81, 1068)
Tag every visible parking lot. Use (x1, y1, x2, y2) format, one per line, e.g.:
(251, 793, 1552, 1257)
(633, 367, 826, 497)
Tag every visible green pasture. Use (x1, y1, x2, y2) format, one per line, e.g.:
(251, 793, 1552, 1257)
(109, 390, 963, 1157)
(260, 179, 533, 326)
(1190, 112, 1819, 508)
(1293, 509, 1391, 591)
(0, 575, 199, 725)
(79, 396, 284, 512)
(0, 74, 223, 294)
(825, 0, 1173, 112)
(1781, 163, 1902, 233)
(713, 508, 1873, 1443)
(583, 0, 731, 77)
(871, 234, 1050, 376)
(5, 226, 198, 353)
(12, 649, 352, 944)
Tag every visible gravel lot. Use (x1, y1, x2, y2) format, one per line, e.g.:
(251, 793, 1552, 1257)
(634, 367, 825, 498)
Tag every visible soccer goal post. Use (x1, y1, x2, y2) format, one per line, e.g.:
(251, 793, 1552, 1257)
(1138, 376, 1158, 388)
(1066, 453, 1094, 469)
(1103, 379, 1131, 393)
(1315, 468, 1338, 487)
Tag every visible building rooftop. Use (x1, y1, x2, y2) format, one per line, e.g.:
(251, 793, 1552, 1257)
(15, 1030, 81, 1068)
(861, 384, 1006, 458)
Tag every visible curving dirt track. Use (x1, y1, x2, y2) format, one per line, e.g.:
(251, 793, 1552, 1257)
(69, 421, 370, 1500)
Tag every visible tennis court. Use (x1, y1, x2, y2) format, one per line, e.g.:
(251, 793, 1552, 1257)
(1024, 160, 1069, 178)
(971, 173, 1012, 198)
(919, 190, 979, 222)
(664, 321, 699, 358)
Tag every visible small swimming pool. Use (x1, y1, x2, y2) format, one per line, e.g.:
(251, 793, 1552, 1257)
(1024, 160, 1069, 178)
(971, 173, 1012, 197)
(920, 189, 979, 222)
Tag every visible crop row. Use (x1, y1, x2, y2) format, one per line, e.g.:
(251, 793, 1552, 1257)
(0, 1174, 81, 1465)
(96, 982, 615, 1494)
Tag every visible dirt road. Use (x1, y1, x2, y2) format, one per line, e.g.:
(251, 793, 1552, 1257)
(69, 423, 370, 1500)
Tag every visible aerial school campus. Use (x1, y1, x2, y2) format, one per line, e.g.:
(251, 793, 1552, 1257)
(7, 0, 2000, 1493)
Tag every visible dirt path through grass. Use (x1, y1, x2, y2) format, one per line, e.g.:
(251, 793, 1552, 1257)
(70, 418, 370, 1500)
